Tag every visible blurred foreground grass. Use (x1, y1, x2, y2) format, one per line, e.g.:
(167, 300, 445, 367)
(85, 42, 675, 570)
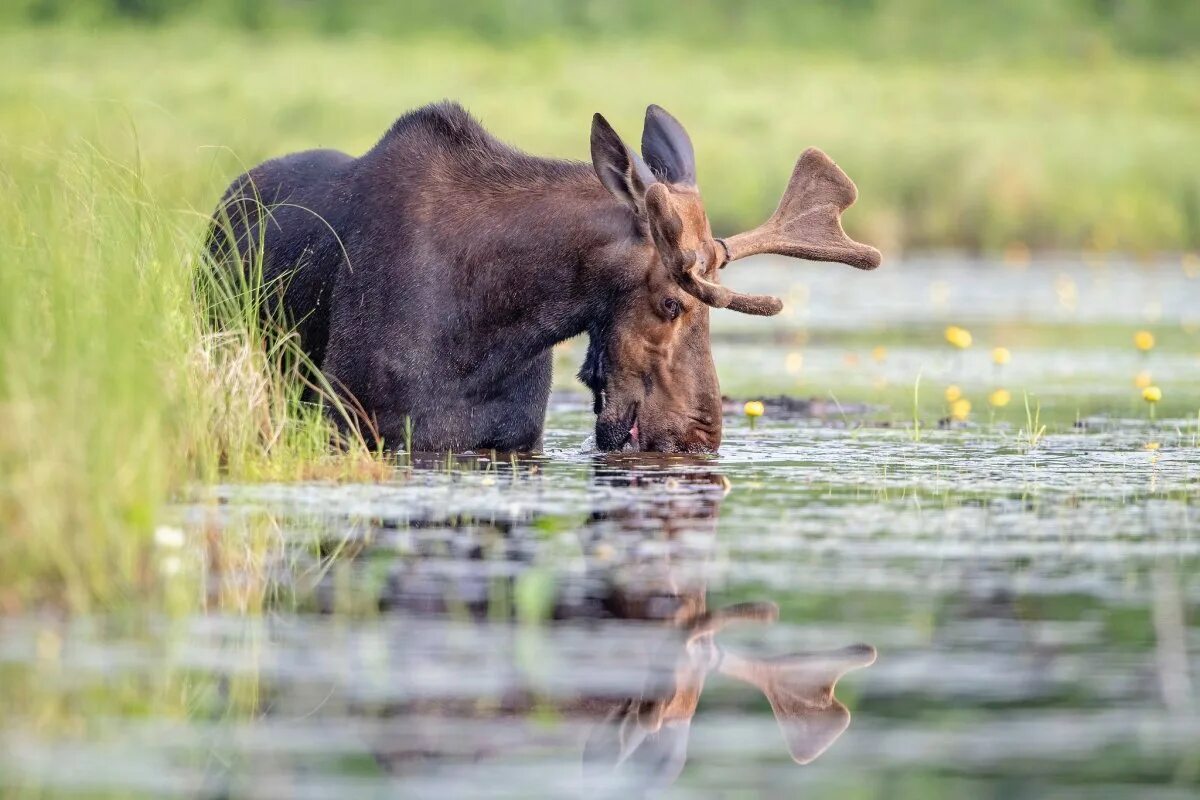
(0, 24, 1198, 613)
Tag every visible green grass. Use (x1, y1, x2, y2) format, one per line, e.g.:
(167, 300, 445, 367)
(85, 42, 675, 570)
(0, 135, 385, 615)
(0, 147, 185, 613)
(6, 0, 1200, 61)
(2, 27, 1198, 253)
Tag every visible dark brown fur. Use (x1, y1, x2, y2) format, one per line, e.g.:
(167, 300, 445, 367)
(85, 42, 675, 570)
(208, 102, 775, 452)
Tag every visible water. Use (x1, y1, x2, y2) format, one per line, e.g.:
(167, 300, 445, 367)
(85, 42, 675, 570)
(3, 257, 1199, 798)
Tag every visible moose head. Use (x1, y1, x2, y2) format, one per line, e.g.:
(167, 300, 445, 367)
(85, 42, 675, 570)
(582, 105, 880, 453)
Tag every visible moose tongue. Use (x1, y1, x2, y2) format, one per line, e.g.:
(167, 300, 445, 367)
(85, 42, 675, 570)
(630, 421, 639, 442)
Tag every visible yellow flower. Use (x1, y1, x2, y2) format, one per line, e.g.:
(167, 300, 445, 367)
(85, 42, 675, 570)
(1134, 370, 1152, 389)
(1144, 442, 1160, 451)
(1134, 330, 1155, 351)
(744, 400, 765, 430)
(871, 346, 888, 363)
(944, 385, 962, 403)
(989, 389, 1011, 408)
(950, 398, 971, 420)
(944, 325, 973, 349)
(785, 352, 804, 374)
(992, 347, 1011, 366)
(1142, 386, 1161, 403)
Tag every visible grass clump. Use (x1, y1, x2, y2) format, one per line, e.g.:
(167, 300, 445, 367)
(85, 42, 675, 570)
(0, 142, 382, 615)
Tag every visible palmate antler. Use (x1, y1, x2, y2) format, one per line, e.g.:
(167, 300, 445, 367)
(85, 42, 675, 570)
(719, 148, 882, 271)
(646, 184, 786, 316)
(631, 102, 879, 316)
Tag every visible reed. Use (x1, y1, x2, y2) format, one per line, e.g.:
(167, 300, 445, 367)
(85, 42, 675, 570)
(0, 141, 383, 614)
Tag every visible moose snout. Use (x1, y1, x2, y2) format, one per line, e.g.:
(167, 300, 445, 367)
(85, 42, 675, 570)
(683, 425, 720, 453)
(595, 419, 633, 451)
(595, 402, 639, 451)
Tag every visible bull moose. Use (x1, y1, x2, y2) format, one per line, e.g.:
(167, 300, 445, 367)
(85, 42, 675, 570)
(209, 102, 880, 453)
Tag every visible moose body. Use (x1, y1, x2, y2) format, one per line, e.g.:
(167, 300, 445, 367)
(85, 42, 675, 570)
(210, 102, 879, 453)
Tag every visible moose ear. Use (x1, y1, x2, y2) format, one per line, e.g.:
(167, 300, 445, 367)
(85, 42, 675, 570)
(642, 105, 696, 186)
(591, 113, 655, 214)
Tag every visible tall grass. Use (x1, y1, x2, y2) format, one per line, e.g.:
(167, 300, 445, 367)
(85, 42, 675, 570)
(0, 141, 380, 614)
(1, 148, 174, 612)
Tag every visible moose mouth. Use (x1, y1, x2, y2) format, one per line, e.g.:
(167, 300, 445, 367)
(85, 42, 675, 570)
(597, 403, 640, 452)
(625, 418, 640, 452)
(619, 403, 640, 452)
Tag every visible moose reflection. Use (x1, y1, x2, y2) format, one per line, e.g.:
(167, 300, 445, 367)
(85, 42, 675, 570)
(364, 461, 876, 795)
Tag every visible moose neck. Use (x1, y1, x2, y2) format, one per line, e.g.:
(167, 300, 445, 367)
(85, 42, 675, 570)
(448, 170, 637, 391)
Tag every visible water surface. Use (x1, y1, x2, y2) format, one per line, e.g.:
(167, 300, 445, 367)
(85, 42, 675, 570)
(2, 257, 1198, 798)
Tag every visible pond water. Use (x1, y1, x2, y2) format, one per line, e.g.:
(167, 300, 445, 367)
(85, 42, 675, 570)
(3, 257, 1199, 798)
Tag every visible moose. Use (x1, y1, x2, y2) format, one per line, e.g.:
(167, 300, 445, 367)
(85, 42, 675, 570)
(209, 102, 880, 453)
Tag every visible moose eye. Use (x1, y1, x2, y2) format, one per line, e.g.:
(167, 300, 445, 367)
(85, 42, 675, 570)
(661, 297, 683, 320)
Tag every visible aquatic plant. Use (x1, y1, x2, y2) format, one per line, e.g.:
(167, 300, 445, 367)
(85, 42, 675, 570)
(1143, 385, 1162, 419)
(1021, 392, 1047, 450)
(911, 372, 923, 442)
(944, 326, 973, 349)
(744, 400, 765, 430)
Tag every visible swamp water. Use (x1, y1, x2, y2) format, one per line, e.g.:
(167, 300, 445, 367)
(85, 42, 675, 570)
(3, 257, 1199, 798)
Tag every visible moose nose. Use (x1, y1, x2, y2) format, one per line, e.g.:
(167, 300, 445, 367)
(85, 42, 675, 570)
(595, 403, 639, 451)
(595, 420, 630, 451)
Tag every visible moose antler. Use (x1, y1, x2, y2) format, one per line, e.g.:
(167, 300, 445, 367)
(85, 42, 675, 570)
(721, 148, 881, 271)
(645, 184, 785, 316)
